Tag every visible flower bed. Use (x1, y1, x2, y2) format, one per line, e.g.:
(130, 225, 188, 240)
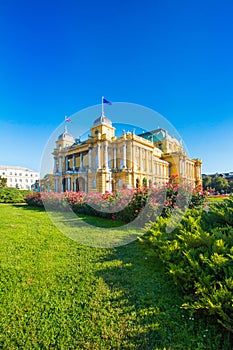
(25, 177, 206, 223)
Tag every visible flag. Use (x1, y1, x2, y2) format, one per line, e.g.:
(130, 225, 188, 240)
(103, 98, 112, 105)
(65, 116, 72, 122)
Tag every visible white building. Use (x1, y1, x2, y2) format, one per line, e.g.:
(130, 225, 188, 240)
(0, 165, 39, 190)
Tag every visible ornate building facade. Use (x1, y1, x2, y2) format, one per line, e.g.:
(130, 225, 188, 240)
(52, 114, 202, 193)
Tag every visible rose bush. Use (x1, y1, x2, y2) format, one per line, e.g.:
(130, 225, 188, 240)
(25, 177, 206, 223)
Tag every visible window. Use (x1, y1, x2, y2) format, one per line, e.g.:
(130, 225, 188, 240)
(19, 179, 22, 182)
(95, 155, 98, 169)
(120, 159, 123, 169)
(141, 160, 144, 171)
(108, 155, 111, 168)
(10, 179, 12, 182)
(19, 173, 22, 176)
(9, 172, 12, 175)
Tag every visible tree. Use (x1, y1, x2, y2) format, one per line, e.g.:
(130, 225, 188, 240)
(0, 176, 7, 189)
(228, 181, 233, 193)
(142, 177, 147, 187)
(212, 176, 229, 193)
(202, 175, 212, 190)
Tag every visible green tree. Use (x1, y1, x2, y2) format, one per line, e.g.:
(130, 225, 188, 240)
(142, 177, 147, 187)
(228, 181, 233, 193)
(212, 176, 229, 193)
(0, 176, 7, 189)
(202, 175, 212, 190)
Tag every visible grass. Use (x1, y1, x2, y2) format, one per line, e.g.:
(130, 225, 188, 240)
(45, 208, 142, 248)
(0, 203, 231, 349)
(207, 196, 228, 202)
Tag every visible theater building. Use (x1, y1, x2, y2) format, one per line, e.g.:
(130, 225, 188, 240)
(52, 113, 202, 193)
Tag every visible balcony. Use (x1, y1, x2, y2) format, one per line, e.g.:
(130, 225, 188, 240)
(64, 167, 87, 174)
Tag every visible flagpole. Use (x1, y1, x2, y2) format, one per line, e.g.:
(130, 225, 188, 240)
(64, 115, 67, 132)
(102, 96, 104, 116)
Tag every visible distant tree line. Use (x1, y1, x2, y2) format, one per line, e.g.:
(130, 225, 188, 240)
(202, 175, 233, 194)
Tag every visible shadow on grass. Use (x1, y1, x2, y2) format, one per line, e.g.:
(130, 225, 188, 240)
(18, 204, 126, 228)
(95, 240, 230, 349)
(13, 203, 46, 212)
(94, 241, 181, 348)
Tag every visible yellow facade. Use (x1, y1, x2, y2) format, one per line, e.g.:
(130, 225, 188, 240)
(52, 114, 202, 193)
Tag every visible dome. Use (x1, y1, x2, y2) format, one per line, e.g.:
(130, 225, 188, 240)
(93, 113, 112, 126)
(58, 131, 74, 142)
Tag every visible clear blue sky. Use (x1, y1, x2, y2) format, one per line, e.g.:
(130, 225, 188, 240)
(1, 0, 233, 175)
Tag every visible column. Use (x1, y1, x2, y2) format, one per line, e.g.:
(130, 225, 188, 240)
(130, 142, 133, 170)
(123, 143, 126, 168)
(59, 156, 63, 173)
(183, 158, 186, 177)
(180, 158, 183, 175)
(128, 140, 133, 169)
(67, 178, 71, 191)
(54, 179, 58, 192)
(73, 180, 76, 192)
(73, 154, 76, 171)
(80, 152, 83, 169)
(88, 148, 92, 169)
(54, 157, 57, 173)
(113, 147, 117, 168)
(146, 150, 149, 173)
(139, 148, 142, 170)
(85, 179, 87, 192)
(65, 156, 69, 171)
(134, 146, 137, 171)
(97, 143, 101, 169)
(104, 142, 108, 169)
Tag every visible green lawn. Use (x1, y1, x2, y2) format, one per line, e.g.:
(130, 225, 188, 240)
(0, 204, 230, 349)
(207, 196, 227, 202)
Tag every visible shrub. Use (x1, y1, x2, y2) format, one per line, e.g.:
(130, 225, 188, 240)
(141, 197, 233, 337)
(25, 179, 206, 223)
(0, 187, 31, 203)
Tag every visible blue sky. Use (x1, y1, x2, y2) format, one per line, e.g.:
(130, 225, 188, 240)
(1, 0, 233, 175)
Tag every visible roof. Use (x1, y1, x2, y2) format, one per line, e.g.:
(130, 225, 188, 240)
(138, 128, 181, 146)
(0, 165, 38, 173)
(138, 128, 167, 142)
(58, 131, 74, 142)
(93, 113, 112, 126)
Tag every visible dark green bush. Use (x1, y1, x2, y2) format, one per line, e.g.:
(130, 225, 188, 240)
(141, 196, 233, 338)
(0, 187, 32, 203)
